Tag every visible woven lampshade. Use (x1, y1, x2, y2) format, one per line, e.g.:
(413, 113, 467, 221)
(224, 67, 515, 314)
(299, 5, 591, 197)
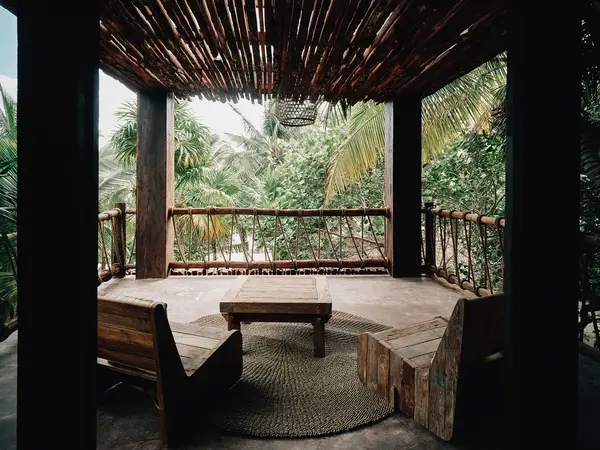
(274, 97, 318, 127)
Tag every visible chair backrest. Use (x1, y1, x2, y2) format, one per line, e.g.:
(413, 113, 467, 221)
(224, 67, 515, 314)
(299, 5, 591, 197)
(427, 293, 505, 441)
(98, 296, 162, 373)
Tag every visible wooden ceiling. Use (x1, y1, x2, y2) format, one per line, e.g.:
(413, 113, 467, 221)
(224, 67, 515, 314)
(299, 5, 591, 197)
(4, 0, 508, 103)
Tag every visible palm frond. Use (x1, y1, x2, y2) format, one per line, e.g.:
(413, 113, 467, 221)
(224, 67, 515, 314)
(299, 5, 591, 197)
(325, 55, 507, 201)
(325, 101, 385, 203)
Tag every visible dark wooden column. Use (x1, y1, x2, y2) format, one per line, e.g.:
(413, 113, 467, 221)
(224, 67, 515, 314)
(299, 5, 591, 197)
(384, 97, 422, 278)
(504, 1, 579, 446)
(136, 90, 175, 279)
(17, 7, 99, 449)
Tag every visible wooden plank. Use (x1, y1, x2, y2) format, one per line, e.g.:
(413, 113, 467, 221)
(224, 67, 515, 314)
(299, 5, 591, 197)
(98, 336, 155, 359)
(376, 340, 392, 402)
(372, 317, 447, 340)
(357, 332, 368, 383)
(98, 311, 152, 333)
(220, 275, 248, 304)
(397, 338, 442, 359)
(410, 351, 436, 368)
(414, 367, 429, 428)
(388, 327, 446, 349)
(388, 349, 403, 410)
(221, 312, 331, 324)
(442, 299, 464, 440)
(98, 323, 154, 348)
(176, 342, 211, 360)
(315, 275, 330, 302)
(169, 322, 232, 340)
(220, 301, 331, 315)
(98, 347, 156, 372)
(366, 332, 379, 392)
(237, 291, 318, 299)
(98, 297, 154, 320)
(399, 359, 415, 417)
(428, 299, 463, 440)
(172, 331, 220, 350)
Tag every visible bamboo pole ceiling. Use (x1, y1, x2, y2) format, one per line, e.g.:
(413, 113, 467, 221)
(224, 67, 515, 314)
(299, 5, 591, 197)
(101, 0, 504, 103)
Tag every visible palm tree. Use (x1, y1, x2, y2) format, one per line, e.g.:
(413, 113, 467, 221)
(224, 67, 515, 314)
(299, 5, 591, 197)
(324, 56, 507, 202)
(173, 166, 260, 260)
(108, 98, 214, 179)
(0, 84, 18, 339)
(214, 101, 299, 181)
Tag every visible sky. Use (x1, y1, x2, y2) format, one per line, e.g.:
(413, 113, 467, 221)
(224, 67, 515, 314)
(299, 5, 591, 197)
(0, 8, 264, 148)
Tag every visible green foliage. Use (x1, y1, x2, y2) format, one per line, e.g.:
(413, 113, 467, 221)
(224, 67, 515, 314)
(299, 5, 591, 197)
(109, 98, 213, 176)
(325, 56, 507, 201)
(0, 84, 17, 323)
(422, 131, 506, 216)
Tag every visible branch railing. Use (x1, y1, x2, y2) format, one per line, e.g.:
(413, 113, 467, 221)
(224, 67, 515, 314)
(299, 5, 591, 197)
(170, 207, 388, 274)
(97, 203, 134, 285)
(421, 204, 505, 296)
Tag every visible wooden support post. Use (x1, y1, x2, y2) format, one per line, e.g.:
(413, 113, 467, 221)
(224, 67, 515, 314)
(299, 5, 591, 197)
(111, 202, 127, 277)
(504, 2, 579, 447)
(384, 97, 422, 277)
(17, 7, 99, 449)
(136, 90, 175, 279)
(424, 202, 435, 274)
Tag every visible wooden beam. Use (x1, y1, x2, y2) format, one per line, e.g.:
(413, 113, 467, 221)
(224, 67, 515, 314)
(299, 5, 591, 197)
(136, 90, 174, 278)
(17, 6, 99, 449)
(384, 97, 422, 277)
(504, 1, 580, 446)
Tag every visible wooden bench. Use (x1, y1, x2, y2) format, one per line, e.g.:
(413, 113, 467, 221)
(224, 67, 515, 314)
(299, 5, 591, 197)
(97, 296, 243, 447)
(358, 293, 505, 442)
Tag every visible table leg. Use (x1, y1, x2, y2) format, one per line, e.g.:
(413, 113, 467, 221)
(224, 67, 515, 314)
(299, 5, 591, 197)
(227, 314, 240, 331)
(313, 317, 325, 357)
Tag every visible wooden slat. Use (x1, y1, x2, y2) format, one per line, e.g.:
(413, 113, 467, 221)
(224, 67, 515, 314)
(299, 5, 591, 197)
(388, 350, 403, 410)
(98, 323, 154, 348)
(376, 340, 392, 402)
(410, 351, 436, 368)
(220, 301, 331, 315)
(397, 338, 442, 360)
(357, 332, 368, 383)
(98, 311, 152, 333)
(414, 367, 429, 428)
(172, 331, 220, 350)
(366, 332, 379, 392)
(399, 359, 415, 417)
(372, 317, 447, 340)
(98, 348, 156, 372)
(98, 297, 154, 320)
(98, 336, 155, 359)
(176, 342, 212, 361)
(388, 327, 446, 349)
(169, 322, 231, 340)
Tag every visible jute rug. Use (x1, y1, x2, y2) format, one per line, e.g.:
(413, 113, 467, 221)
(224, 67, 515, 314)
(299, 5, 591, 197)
(192, 310, 395, 438)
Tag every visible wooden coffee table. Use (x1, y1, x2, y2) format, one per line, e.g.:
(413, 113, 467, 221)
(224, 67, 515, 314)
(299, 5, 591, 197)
(219, 275, 333, 357)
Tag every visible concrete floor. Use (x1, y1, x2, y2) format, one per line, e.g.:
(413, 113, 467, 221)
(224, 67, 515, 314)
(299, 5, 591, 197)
(1, 275, 599, 449)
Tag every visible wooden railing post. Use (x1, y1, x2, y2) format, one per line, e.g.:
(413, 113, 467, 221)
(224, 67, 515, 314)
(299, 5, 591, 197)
(112, 202, 127, 277)
(424, 202, 435, 274)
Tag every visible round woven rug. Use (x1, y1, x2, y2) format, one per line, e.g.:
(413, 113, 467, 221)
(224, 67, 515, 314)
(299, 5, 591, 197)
(192, 310, 395, 438)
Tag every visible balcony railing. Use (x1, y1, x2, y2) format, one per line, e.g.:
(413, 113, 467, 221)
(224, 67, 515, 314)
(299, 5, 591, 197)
(170, 207, 388, 274)
(421, 205, 505, 297)
(97, 203, 135, 285)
